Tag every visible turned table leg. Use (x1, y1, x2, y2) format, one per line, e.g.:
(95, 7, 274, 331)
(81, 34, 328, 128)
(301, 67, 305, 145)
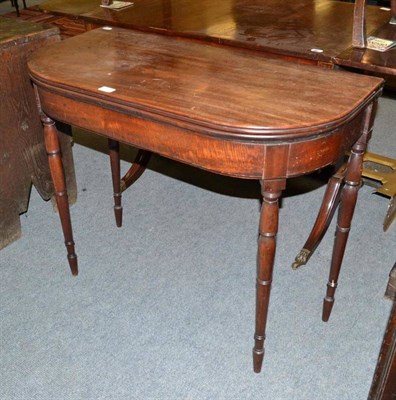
(253, 179, 285, 373)
(108, 143, 152, 227)
(42, 115, 78, 276)
(108, 139, 123, 227)
(322, 101, 376, 321)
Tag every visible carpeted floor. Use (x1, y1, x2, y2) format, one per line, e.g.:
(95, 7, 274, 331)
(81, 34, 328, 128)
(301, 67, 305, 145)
(0, 93, 394, 399)
(1, 3, 395, 397)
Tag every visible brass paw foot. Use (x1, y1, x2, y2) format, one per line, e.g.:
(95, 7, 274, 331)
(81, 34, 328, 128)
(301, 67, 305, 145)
(291, 248, 311, 270)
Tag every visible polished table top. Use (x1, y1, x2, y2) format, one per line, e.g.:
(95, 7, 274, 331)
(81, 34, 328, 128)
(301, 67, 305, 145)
(29, 27, 382, 154)
(37, 0, 394, 68)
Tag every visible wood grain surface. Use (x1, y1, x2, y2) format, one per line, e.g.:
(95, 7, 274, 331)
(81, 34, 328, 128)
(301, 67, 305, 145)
(336, 21, 396, 76)
(28, 28, 383, 139)
(37, 0, 392, 63)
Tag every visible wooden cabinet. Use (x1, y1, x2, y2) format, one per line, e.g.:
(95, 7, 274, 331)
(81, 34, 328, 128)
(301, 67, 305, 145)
(0, 17, 76, 249)
(368, 265, 396, 400)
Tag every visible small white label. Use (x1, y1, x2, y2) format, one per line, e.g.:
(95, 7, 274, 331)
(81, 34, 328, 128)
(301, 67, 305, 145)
(310, 48, 324, 53)
(98, 86, 116, 93)
(102, 26, 113, 30)
(380, 7, 391, 11)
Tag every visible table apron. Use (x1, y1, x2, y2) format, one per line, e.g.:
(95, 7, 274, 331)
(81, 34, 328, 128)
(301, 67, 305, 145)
(37, 87, 367, 180)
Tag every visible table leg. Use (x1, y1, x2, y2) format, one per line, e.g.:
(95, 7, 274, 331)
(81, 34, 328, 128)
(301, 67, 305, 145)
(253, 179, 285, 373)
(108, 139, 123, 227)
(292, 170, 344, 270)
(57, 122, 77, 206)
(322, 101, 376, 322)
(120, 150, 151, 192)
(42, 114, 78, 276)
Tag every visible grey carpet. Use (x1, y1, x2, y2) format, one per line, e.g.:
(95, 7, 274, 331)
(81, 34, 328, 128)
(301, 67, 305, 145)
(0, 88, 395, 399)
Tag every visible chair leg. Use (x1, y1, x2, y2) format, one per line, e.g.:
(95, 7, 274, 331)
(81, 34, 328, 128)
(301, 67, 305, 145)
(322, 101, 376, 322)
(352, 0, 367, 48)
(108, 139, 123, 227)
(12, 0, 20, 17)
(253, 179, 285, 373)
(42, 114, 78, 276)
(22, 0, 26, 9)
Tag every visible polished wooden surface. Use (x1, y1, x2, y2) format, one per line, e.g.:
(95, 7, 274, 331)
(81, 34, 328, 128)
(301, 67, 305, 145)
(0, 17, 75, 250)
(28, 28, 382, 144)
(29, 28, 382, 372)
(39, 0, 99, 15)
(37, 0, 392, 65)
(336, 20, 396, 75)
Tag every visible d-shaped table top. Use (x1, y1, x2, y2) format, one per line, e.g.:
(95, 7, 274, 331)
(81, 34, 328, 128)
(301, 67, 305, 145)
(29, 28, 383, 141)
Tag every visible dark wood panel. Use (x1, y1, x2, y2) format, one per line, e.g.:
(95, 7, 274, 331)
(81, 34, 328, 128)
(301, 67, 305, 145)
(0, 17, 76, 249)
(36, 0, 391, 64)
(368, 270, 396, 400)
(335, 21, 396, 76)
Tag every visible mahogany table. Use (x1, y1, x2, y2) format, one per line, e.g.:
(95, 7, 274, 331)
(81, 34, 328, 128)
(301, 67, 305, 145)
(28, 27, 383, 372)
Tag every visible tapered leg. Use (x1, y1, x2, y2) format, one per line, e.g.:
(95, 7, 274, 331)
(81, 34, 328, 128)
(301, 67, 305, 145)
(253, 179, 285, 373)
(42, 115, 78, 276)
(322, 102, 376, 321)
(108, 139, 123, 227)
